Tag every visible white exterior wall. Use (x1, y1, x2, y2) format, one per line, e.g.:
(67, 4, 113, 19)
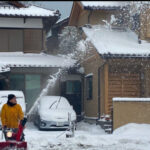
(0, 17, 43, 28)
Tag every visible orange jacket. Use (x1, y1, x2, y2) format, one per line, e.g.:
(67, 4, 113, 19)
(0, 103, 24, 128)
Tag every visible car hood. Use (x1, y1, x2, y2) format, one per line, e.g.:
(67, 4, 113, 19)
(39, 109, 76, 122)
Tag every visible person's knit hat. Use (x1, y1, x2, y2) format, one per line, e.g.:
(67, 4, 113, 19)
(8, 94, 15, 101)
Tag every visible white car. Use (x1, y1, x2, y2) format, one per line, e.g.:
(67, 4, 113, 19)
(0, 90, 26, 128)
(34, 96, 77, 130)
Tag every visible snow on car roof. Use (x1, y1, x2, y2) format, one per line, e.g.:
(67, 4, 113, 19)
(39, 96, 70, 109)
(0, 52, 76, 72)
(83, 25, 150, 57)
(0, 5, 58, 17)
(81, 1, 128, 10)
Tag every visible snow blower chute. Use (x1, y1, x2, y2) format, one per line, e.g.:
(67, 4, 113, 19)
(0, 117, 27, 150)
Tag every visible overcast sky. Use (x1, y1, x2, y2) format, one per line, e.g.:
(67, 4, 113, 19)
(34, 1, 73, 21)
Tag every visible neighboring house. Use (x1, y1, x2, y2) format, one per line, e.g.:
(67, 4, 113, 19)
(68, 1, 150, 122)
(0, 1, 71, 112)
(69, 1, 127, 27)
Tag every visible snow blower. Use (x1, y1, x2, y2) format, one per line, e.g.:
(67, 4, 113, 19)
(0, 117, 27, 150)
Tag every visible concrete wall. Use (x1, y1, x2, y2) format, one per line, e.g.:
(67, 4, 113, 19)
(113, 99, 150, 130)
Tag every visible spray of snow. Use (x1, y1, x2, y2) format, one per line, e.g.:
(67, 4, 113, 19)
(27, 55, 76, 116)
(27, 68, 62, 115)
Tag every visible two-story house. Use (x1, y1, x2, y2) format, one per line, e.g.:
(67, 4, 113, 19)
(69, 1, 150, 124)
(0, 1, 76, 112)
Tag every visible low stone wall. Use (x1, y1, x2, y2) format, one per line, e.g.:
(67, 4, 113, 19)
(113, 97, 150, 130)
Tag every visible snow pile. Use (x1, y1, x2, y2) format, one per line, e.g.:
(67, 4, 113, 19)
(0, 52, 76, 68)
(113, 123, 150, 136)
(21, 122, 150, 150)
(83, 25, 150, 56)
(113, 97, 150, 102)
(0, 5, 58, 17)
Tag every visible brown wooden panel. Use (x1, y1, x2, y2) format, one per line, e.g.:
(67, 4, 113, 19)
(108, 73, 141, 114)
(9, 30, 23, 52)
(0, 29, 8, 51)
(24, 29, 42, 53)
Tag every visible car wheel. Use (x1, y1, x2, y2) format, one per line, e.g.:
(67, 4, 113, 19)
(38, 118, 42, 130)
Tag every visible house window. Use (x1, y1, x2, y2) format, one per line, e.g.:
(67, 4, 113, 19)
(10, 74, 25, 92)
(10, 74, 41, 111)
(66, 80, 81, 94)
(86, 75, 93, 100)
(25, 74, 41, 111)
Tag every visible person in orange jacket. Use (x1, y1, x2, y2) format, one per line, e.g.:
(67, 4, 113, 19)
(0, 94, 24, 129)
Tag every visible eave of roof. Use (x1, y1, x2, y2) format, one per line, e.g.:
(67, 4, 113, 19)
(0, 5, 60, 18)
(100, 53, 150, 59)
(81, 1, 128, 10)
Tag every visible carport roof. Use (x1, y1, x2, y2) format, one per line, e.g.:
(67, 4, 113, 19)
(0, 52, 76, 73)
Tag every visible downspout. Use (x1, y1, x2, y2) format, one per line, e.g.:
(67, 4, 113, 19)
(97, 60, 107, 120)
(138, 14, 141, 44)
(88, 10, 93, 24)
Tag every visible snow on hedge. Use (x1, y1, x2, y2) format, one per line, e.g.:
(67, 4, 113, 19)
(113, 97, 150, 102)
(83, 25, 150, 56)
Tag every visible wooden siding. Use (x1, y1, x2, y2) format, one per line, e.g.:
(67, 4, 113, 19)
(0, 29, 23, 52)
(0, 29, 43, 53)
(108, 73, 141, 114)
(0, 29, 8, 51)
(24, 29, 42, 53)
(69, 2, 82, 26)
(9, 30, 23, 52)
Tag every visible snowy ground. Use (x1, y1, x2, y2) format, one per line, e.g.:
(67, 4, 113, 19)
(22, 121, 150, 150)
(0, 121, 150, 150)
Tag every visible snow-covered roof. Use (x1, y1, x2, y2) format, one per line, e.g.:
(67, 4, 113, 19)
(81, 1, 128, 10)
(0, 52, 76, 72)
(0, 5, 58, 17)
(83, 25, 150, 57)
(113, 97, 150, 102)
